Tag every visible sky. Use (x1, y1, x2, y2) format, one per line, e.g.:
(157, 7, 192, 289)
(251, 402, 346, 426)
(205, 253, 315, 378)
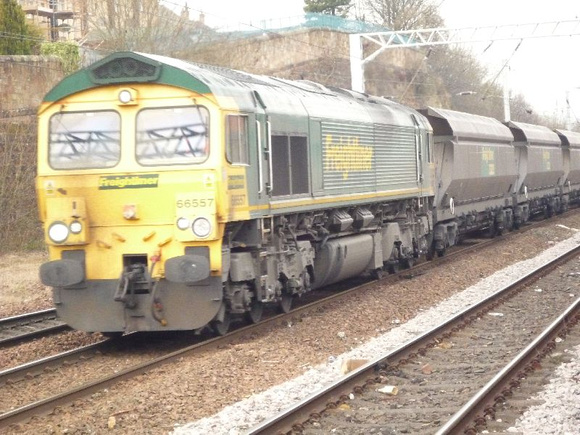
(439, 0, 580, 123)
(161, 0, 580, 123)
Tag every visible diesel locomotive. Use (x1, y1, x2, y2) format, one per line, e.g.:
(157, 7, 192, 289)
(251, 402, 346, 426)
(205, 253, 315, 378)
(36, 52, 580, 335)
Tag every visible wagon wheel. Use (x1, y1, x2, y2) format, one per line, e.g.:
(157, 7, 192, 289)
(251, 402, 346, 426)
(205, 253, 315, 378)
(278, 292, 293, 314)
(505, 213, 514, 232)
(211, 310, 231, 336)
(245, 300, 263, 324)
(302, 269, 312, 292)
(425, 241, 436, 261)
(371, 268, 384, 280)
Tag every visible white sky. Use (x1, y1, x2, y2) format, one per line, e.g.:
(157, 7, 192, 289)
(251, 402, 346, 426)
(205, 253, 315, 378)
(440, 0, 580, 121)
(162, 0, 580, 121)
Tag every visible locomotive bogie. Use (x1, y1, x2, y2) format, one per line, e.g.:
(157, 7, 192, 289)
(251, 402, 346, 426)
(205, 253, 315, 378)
(432, 221, 458, 256)
(225, 195, 432, 300)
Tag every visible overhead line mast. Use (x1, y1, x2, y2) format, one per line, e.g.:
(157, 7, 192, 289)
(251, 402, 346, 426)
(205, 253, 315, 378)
(349, 19, 580, 93)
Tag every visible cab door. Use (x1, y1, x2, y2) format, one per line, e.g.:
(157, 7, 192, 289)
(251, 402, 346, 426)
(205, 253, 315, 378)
(411, 114, 424, 186)
(253, 91, 272, 208)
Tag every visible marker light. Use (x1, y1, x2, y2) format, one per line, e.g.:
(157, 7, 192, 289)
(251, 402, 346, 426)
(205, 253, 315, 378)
(48, 221, 69, 243)
(192, 217, 211, 238)
(176, 217, 190, 230)
(70, 220, 82, 234)
(123, 204, 137, 220)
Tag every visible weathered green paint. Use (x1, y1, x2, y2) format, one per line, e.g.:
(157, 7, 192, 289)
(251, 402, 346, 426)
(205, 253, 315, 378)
(88, 52, 162, 84)
(43, 70, 95, 102)
(43, 52, 212, 102)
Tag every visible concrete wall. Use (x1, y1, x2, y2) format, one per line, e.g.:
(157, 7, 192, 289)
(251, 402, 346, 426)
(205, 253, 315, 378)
(0, 56, 65, 119)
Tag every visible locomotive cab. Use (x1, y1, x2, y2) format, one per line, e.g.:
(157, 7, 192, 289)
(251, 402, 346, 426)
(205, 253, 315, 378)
(37, 53, 230, 333)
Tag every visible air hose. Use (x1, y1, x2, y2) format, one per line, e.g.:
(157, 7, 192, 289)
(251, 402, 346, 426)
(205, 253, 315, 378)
(149, 251, 167, 326)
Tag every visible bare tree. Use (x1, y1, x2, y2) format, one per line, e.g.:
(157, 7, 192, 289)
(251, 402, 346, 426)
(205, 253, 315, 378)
(85, 0, 201, 55)
(361, 0, 444, 30)
(509, 93, 543, 124)
(428, 47, 497, 115)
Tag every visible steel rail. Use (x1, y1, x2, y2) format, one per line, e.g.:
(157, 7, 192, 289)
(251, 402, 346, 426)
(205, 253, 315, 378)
(0, 309, 69, 345)
(437, 295, 580, 434)
(0, 235, 485, 430)
(0, 206, 570, 344)
(0, 308, 56, 327)
(1, 210, 576, 429)
(0, 283, 388, 429)
(247, 243, 580, 434)
(0, 340, 110, 385)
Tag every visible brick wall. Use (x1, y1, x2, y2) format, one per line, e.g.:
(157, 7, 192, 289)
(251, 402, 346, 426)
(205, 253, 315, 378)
(0, 56, 64, 251)
(0, 56, 65, 119)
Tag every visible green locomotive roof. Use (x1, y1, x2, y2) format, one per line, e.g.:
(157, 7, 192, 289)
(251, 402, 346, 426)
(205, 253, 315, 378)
(42, 51, 427, 131)
(43, 51, 212, 102)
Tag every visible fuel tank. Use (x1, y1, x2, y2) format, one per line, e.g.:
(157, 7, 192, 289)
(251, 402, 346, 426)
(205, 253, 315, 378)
(312, 234, 374, 289)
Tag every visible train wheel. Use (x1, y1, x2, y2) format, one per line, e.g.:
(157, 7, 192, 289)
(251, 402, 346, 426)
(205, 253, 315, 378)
(278, 292, 293, 313)
(505, 217, 514, 232)
(387, 263, 400, 274)
(245, 301, 263, 324)
(371, 268, 384, 280)
(436, 248, 446, 257)
(401, 257, 414, 269)
(426, 243, 436, 261)
(211, 311, 231, 336)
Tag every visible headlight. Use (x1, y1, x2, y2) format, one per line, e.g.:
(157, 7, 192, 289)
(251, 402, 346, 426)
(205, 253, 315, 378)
(176, 217, 190, 230)
(192, 217, 211, 238)
(119, 89, 133, 104)
(70, 220, 83, 234)
(48, 221, 69, 243)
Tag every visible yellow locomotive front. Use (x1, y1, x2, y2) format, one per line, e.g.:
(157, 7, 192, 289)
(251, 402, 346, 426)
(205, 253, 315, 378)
(36, 54, 235, 333)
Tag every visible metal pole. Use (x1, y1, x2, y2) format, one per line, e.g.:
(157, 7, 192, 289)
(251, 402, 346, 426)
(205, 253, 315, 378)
(349, 34, 365, 93)
(503, 66, 511, 122)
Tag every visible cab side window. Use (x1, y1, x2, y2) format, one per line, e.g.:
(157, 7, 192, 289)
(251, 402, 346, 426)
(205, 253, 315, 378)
(226, 115, 249, 164)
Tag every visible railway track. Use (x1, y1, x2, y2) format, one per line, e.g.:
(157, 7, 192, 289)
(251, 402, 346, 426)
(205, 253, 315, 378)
(0, 234, 523, 351)
(0, 230, 507, 431)
(439, 296, 580, 434)
(0, 208, 567, 349)
(0, 309, 69, 346)
(248, 243, 580, 434)
(0, 212, 576, 431)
